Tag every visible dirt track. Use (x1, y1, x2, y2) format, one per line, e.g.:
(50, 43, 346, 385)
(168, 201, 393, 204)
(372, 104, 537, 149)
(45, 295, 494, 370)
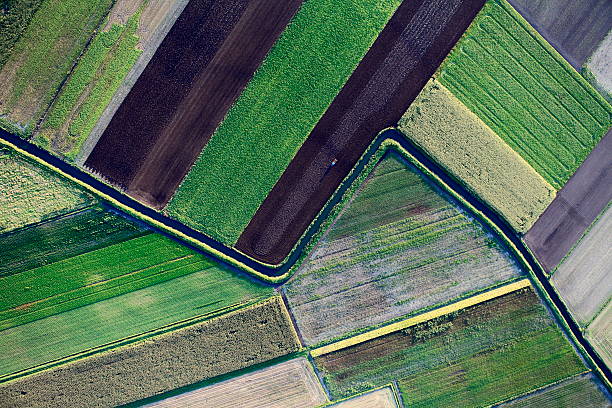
(85, 0, 302, 208)
(236, 0, 487, 264)
(524, 129, 612, 273)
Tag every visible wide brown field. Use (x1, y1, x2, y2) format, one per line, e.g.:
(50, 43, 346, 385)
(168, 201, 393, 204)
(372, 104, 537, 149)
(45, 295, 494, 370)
(524, 129, 612, 273)
(236, 0, 486, 264)
(85, 0, 302, 208)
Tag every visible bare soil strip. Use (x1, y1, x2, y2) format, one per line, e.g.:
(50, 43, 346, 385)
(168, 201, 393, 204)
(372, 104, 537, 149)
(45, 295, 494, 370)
(236, 0, 487, 264)
(85, 0, 302, 207)
(524, 129, 612, 273)
(507, 0, 612, 69)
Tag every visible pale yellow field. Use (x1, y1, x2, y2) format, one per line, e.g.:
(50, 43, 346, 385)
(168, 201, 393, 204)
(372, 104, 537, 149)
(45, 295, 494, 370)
(145, 357, 328, 408)
(398, 79, 555, 233)
(325, 387, 397, 408)
(552, 205, 612, 325)
(586, 302, 612, 369)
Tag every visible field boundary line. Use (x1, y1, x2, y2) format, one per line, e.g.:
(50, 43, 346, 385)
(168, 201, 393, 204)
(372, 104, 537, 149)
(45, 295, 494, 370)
(310, 279, 530, 357)
(313, 383, 399, 408)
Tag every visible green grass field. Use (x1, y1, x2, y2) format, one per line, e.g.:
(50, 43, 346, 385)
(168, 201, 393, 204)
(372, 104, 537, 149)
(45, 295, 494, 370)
(0, 147, 91, 232)
(437, 0, 611, 189)
(499, 373, 610, 408)
(0, 233, 218, 329)
(285, 153, 522, 345)
(0, 261, 272, 377)
(35, 11, 142, 159)
(399, 79, 555, 233)
(167, 0, 402, 244)
(315, 288, 585, 407)
(0, 0, 45, 68)
(0, 0, 112, 132)
(0, 206, 147, 277)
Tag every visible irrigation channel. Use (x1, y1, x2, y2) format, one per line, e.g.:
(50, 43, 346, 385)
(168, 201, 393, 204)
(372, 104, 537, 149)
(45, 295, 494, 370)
(1, 127, 610, 387)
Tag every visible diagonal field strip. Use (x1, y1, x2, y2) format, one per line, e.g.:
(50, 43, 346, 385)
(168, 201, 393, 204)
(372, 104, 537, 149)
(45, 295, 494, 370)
(310, 279, 531, 357)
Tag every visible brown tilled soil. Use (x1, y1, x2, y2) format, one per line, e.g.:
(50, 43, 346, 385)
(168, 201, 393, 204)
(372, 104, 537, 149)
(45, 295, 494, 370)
(236, 0, 487, 264)
(524, 129, 612, 273)
(85, 0, 302, 208)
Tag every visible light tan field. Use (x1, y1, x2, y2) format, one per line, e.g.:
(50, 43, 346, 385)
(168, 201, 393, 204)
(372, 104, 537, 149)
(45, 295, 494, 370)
(551, 205, 612, 325)
(586, 31, 612, 98)
(586, 302, 612, 368)
(146, 358, 328, 408)
(327, 387, 398, 408)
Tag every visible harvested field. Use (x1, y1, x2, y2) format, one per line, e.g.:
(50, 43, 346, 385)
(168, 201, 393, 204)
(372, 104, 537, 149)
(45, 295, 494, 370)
(284, 153, 522, 345)
(524, 130, 612, 272)
(0, 233, 218, 329)
(498, 373, 611, 408)
(0, 205, 147, 277)
(314, 288, 585, 407)
(399, 79, 555, 233)
(235, 0, 487, 263)
(587, 302, 612, 369)
(0, 297, 300, 408)
(85, 0, 304, 208)
(167, 0, 403, 243)
(34, 0, 144, 159)
(0, 0, 112, 132)
(438, 0, 611, 190)
(0, 147, 91, 232)
(507, 0, 612, 69)
(145, 358, 327, 408)
(551, 205, 612, 325)
(328, 387, 398, 408)
(585, 32, 612, 101)
(0, 261, 272, 377)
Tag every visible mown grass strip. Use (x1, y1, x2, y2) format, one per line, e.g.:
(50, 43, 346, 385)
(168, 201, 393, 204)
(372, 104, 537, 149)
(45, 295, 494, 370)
(167, 0, 402, 244)
(311, 279, 530, 357)
(438, 0, 611, 189)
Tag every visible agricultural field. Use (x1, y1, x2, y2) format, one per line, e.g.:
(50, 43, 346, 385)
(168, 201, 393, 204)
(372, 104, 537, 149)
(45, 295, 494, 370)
(498, 373, 611, 408)
(0, 0, 44, 68)
(314, 287, 585, 407)
(327, 387, 398, 408)
(284, 153, 522, 345)
(0, 0, 112, 134)
(584, 32, 612, 102)
(0, 257, 272, 377)
(236, 0, 487, 264)
(0, 297, 300, 407)
(586, 303, 612, 369)
(438, 0, 611, 190)
(0, 147, 91, 232)
(85, 0, 304, 208)
(166, 0, 402, 243)
(551, 205, 612, 325)
(399, 79, 555, 233)
(145, 357, 328, 408)
(507, 0, 612, 69)
(0, 205, 147, 276)
(524, 130, 612, 272)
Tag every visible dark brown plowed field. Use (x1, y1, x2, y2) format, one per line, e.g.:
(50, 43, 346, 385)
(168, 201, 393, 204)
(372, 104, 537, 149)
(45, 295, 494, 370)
(85, 0, 302, 208)
(524, 129, 612, 273)
(236, 0, 486, 264)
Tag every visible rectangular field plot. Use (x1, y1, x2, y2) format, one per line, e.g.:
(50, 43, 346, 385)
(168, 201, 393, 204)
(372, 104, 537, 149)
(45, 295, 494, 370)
(438, 0, 611, 190)
(314, 287, 585, 407)
(0, 0, 112, 131)
(0, 260, 272, 377)
(0, 297, 299, 408)
(284, 153, 522, 345)
(145, 358, 327, 408)
(551, 205, 612, 325)
(497, 373, 611, 408)
(0, 206, 147, 277)
(399, 79, 555, 233)
(328, 387, 398, 408)
(0, 147, 91, 232)
(167, 0, 402, 244)
(586, 302, 612, 369)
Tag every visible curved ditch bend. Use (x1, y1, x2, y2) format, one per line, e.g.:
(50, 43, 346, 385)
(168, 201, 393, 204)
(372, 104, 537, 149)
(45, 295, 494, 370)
(0, 127, 609, 387)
